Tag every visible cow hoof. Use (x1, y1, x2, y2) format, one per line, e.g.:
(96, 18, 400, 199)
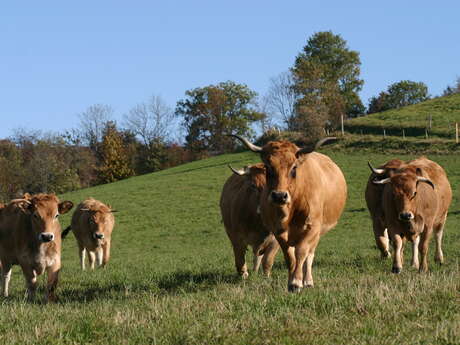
(382, 251, 391, 259)
(391, 267, 401, 274)
(288, 284, 302, 293)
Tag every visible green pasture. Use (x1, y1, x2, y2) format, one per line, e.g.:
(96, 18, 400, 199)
(346, 93, 460, 138)
(1, 150, 459, 345)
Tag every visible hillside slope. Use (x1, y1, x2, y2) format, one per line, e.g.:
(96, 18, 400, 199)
(1, 150, 459, 345)
(345, 93, 460, 138)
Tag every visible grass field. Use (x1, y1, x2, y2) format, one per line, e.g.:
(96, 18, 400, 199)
(345, 93, 460, 139)
(1, 149, 459, 345)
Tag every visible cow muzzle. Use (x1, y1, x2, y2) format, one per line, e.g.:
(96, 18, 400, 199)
(39, 232, 55, 243)
(93, 233, 105, 240)
(399, 212, 414, 221)
(270, 191, 290, 205)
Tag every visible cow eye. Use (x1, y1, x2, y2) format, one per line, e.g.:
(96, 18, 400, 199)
(265, 165, 274, 178)
(55, 214, 59, 219)
(290, 166, 297, 178)
(411, 191, 417, 199)
(33, 213, 40, 219)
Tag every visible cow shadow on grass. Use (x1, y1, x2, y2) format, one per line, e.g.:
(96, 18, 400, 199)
(156, 270, 241, 294)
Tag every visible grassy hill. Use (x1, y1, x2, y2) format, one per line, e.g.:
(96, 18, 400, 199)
(345, 93, 460, 139)
(1, 150, 460, 344)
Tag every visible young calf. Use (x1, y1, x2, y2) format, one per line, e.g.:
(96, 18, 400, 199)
(0, 194, 73, 301)
(220, 164, 279, 278)
(67, 198, 115, 270)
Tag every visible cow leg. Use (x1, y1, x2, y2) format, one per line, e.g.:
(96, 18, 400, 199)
(102, 241, 111, 267)
(21, 266, 38, 301)
(45, 263, 60, 303)
(252, 251, 263, 273)
(373, 218, 390, 258)
(434, 223, 445, 265)
(230, 239, 248, 278)
(391, 233, 403, 274)
(411, 236, 420, 269)
(275, 232, 295, 284)
(261, 240, 280, 277)
(88, 250, 96, 270)
(78, 244, 86, 271)
(419, 228, 433, 273)
(1, 262, 12, 297)
(290, 232, 320, 292)
(302, 252, 315, 288)
(96, 247, 103, 267)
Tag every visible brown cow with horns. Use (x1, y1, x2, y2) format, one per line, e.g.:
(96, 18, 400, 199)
(220, 163, 279, 278)
(231, 135, 347, 292)
(370, 157, 452, 273)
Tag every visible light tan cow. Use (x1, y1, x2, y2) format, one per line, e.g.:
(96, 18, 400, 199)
(220, 163, 279, 278)
(365, 159, 405, 258)
(0, 194, 73, 301)
(64, 198, 115, 270)
(372, 157, 452, 273)
(231, 136, 347, 292)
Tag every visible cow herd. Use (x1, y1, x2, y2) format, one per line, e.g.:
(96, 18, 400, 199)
(0, 195, 115, 302)
(0, 136, 454, 301)
(221, 135, 452, 292)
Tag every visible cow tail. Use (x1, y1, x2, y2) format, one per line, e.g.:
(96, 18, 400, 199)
(61, 225, 72, 239)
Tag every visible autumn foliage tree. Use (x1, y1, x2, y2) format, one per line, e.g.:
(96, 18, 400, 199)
(175, 81, 264, 155)
(97, 122, 134, 184)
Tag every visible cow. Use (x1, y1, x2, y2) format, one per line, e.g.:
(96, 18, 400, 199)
(231, 135, 347, 292)
(220, 163, 279, 278)
(0, 193, 73, 301)
(365, 159, 405, 258)
(372, 157, 452, 273)
(64, 198, 115, 270)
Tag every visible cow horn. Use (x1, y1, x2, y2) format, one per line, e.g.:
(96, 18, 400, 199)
(229, 135, 262, 153)
(296, 137, 337, 156)
(228, 165, 248, 176)
(368, 162, 385, 175)
(10, 198, 31, 204)
(416, 176, 435, 189)
(372, 177, 391, 185)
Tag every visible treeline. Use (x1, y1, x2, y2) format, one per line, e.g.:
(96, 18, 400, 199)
(1, 31, 459, 201)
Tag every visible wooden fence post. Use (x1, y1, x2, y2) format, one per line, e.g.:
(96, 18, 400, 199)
(425, 129, 428, 139)
(402, 129, 405, 139)
(341, 114, 344, 136)
(383, 129, 386, 138)
(456, 123, 459, 144)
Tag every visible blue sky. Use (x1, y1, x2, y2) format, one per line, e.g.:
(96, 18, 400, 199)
(1, 1, 459, 138)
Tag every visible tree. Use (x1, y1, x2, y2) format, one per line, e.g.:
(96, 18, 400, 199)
(292, 31, 365, 119)
(175, 81, 264, 155)
(367, 80, 430, 114)
(78, 104, 114, 149)
(97, 122, 134, 184)
(265, 71, 298, 129)
(123, 95, 174, 145)
(442, 76, 460, 96)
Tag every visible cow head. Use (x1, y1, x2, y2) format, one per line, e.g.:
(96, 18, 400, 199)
(230, 135, 334, 209)
(228, 163, 266, 191)
(81, 205, 115, 244)
(368, 159, 405, 179)
(373, 169, 434, 222)
(18, 193, 73, 243)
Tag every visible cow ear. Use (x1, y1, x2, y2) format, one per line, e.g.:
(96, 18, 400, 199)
(23, 193, 32, 200)
(58, 201, 74, 215)
(17, 200, 33, 213)
(415, 168, 423, 176)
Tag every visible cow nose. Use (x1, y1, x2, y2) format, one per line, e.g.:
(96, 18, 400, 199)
(93, 233, 104, 240)
(399, 212, 414, 221)
(39, 233, 55, 242)
(271, 191, 289, 205)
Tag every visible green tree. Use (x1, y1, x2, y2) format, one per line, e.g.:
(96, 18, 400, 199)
(97, 122, 134, 184)
(175, 81, 264, 155)
(367, 80, 430, 114)
(292, 31, 365, 119)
